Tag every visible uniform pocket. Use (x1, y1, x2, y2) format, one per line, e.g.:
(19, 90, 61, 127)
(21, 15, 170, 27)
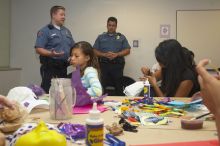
(66, 35, 73, 46)
(100, 39, 109, 50)
(49, 35, 61, 46)
(114, 39, 123, 51)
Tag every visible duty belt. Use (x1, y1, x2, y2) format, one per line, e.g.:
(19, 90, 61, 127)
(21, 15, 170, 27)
(40, 56, 69, 68)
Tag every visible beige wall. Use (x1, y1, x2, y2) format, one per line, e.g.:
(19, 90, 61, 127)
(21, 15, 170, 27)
(177, 10, 220, 67)
(0, 0, 10, 67)
(10, 0, 220, 86)
(0, 69, 21, 95)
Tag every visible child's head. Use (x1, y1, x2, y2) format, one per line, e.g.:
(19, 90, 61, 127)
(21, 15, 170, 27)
(155, 39, 196, 96)
(155, 39, 186, 69)
(70, 41, 99, 71)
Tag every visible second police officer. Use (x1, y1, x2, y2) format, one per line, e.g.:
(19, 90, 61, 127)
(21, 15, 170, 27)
(93, 17, 131, 96)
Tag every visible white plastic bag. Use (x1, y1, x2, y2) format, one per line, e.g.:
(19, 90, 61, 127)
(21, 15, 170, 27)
(123, 81, 144, 97)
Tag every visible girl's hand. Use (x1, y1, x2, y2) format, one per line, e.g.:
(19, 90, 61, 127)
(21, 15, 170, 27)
(191, 91, 202, 101)
(146, 75, 157, 86)
(139, 77, 147, 81)
(0, 95, 15, 109)
(141, 67, 151, 77)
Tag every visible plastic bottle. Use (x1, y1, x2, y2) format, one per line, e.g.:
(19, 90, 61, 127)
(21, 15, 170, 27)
(143, 79, 151, 98)
(86, 102, 104, 146)
(144, 79, 153, 104)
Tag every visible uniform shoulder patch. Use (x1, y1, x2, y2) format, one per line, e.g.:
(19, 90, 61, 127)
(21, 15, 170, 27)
(37, 31, 43, 37)
(117, 33, 122, 36)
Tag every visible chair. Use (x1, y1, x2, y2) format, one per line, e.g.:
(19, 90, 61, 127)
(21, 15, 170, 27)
(105, 76, 136, 96)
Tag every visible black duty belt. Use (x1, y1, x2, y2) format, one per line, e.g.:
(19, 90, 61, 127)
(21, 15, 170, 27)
(40, 56, 69, 68)
(98, 57, 125, 64)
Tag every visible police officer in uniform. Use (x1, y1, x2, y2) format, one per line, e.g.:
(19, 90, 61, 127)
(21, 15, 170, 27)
(93, 17, 131, 96)
(35, 6, 75, 93)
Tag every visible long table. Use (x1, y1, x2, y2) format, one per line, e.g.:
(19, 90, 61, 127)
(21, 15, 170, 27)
(13, 97, 219, 145)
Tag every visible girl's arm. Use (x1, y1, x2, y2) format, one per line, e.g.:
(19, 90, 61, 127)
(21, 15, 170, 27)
(0, 95, 14, 109)
(149, 76, 193, 97)
(84, 68, 103, 97)
(174, 80, 193, 97)
(147, 75, 164, 97)
(151, 83, 164, 97)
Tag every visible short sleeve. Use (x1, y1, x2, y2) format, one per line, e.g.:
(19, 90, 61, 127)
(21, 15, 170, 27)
(182, 69, 195, 81)
(122, 35, 131, 49)
(93, 35, 100, 50)
(35, 29, 48, 48)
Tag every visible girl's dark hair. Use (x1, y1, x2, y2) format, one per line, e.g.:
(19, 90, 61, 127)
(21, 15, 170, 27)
(155, 39, 196, 96)
(182, 47, 196, 68)
(70, 41, 100, 76)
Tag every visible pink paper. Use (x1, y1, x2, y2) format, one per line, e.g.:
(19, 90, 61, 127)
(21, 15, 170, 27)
(72, 104, 108, 114)
(130, 139, 219, 146)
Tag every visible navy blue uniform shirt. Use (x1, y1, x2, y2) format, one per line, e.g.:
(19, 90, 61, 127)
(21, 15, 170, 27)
(93, 32, 130, 53)
(35, 24, 75, 60)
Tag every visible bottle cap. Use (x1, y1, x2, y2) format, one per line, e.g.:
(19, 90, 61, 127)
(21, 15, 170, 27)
(144, 78, 150, 85)
(89, 102, 100, 119)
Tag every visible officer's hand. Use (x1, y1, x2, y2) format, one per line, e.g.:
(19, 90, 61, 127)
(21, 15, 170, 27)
(106, 52, 118, 60)
(50, 49, 65, 57)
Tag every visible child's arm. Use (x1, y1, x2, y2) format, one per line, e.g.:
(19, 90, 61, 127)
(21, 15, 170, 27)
(0, 95, 14, 109)
(84, 67, 102, 97)
(147, 75, 164, 97)
(174, 80, 193, 97)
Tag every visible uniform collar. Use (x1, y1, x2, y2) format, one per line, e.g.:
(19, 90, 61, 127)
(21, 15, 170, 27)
(107, 32, 117, 36)
(53, 24, 61, 30)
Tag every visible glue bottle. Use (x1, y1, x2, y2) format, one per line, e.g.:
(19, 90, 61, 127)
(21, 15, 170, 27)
(144, 78, 151, 99)
(86, 102, 104, 146)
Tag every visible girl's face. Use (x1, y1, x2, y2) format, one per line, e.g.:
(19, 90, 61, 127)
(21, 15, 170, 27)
(70, 48, 90, 68)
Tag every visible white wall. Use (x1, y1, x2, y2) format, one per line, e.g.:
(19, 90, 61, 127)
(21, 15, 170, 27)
(0, 0, 10, 67)
(10, 0, 220, 86)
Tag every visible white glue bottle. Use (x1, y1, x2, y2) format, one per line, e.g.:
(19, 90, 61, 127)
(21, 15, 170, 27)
(144, 78, 151, 99)
(86, 102, 104, 146)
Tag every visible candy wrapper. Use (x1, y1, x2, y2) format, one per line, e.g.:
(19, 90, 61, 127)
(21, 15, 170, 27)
(139, 113, 169, 125)
(57, 123, 86, 141)
(27, 84, 45, 97)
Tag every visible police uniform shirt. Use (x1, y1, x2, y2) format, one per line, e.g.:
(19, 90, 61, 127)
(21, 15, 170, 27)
(35, 24, 75, 60)
(93, 32, 131, 53)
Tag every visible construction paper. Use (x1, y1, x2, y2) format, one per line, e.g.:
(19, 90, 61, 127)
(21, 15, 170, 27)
(72, 104, 108, 114)
(130, 139, 219, 146)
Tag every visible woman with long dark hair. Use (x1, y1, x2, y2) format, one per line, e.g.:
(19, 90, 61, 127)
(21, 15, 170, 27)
(143, 39, 200, 97)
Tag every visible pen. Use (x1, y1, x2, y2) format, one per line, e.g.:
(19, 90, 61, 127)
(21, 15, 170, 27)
(191, 112, 211, 120)
(209, 60, 220, 76)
